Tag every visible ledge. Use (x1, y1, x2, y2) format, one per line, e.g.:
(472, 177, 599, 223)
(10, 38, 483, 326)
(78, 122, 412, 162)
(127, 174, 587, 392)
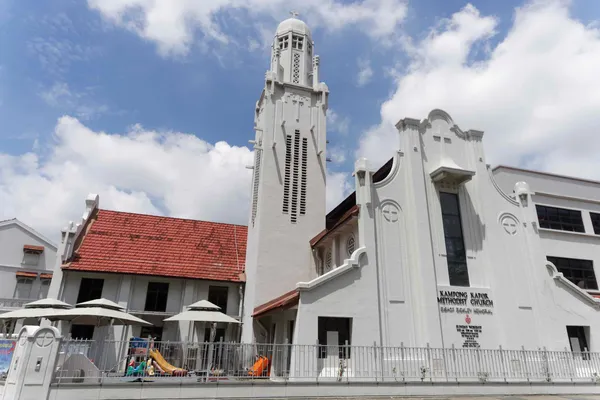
(297, 247, 366, 291)
(430, 165, 475, 185)
(538, 228, 600, 239)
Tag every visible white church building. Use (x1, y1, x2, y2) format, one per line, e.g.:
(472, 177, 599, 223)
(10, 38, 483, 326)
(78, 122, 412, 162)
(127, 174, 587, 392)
(240, 15, 600, 358)
(44, 15, 600, 358)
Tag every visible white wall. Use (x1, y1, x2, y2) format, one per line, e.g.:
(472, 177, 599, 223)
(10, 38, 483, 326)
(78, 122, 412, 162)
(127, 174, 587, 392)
(59, 270, 243, 342)
(0, 221, 57, 303)
(289, 110, 600, 353)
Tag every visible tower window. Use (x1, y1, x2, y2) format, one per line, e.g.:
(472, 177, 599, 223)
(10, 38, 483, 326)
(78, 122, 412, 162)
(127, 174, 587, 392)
(278, 36, 289, 49)
(307, 42, 312, 56)
(252, 149, 262, 225)
(440, 192, 470, 287)
(292, 35, 303, 50)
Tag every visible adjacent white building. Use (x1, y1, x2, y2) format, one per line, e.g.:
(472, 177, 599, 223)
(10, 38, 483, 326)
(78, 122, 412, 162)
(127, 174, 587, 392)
(241, 15, 600, 358)
(0, 219, 56, 320)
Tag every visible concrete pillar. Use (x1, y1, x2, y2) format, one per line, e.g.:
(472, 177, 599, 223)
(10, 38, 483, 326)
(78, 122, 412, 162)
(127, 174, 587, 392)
(2, 325, 61, 400)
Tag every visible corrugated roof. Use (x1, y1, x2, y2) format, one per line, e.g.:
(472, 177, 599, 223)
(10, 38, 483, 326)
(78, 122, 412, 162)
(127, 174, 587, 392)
(63, 209, 247, 283)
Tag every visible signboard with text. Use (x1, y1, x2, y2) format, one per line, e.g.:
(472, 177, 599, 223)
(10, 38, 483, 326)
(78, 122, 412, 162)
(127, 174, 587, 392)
(437, 287, 497, 349)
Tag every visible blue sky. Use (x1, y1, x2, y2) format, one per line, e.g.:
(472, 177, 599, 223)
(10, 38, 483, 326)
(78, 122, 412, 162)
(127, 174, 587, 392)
(1, 0, 599, 239)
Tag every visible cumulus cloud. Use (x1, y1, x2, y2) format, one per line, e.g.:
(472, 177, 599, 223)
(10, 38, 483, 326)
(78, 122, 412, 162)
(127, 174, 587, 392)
(0, 117, 348, 239)
(86, 0, 408, 56)
(358, 0, 600, 180)
(356, 58, 373, 86)
(327, 108, 350, 135)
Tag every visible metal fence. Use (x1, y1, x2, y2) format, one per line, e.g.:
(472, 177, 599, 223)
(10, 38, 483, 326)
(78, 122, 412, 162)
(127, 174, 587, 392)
(52, 340, 600, 385)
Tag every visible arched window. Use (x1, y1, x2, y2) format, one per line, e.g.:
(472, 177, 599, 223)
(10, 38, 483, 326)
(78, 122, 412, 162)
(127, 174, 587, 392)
(346, 234, 355, 256)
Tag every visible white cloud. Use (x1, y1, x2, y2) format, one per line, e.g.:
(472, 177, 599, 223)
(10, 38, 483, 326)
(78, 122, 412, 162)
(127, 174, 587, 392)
(326, 108, 350, 135)
(40, 82, 108, 120)
(0, 117, 348, 239)
(356, 58, 373, 86)
(87, 0, 408, 56)
(326, 171, 353, 211)
(358, 1, 600, 180)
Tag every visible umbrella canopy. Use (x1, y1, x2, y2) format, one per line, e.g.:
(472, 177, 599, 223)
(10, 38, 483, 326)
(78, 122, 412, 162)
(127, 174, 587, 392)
(49, 298, 151, 326)
(0, 298, 73, 320)
(163, 300, 240, 323)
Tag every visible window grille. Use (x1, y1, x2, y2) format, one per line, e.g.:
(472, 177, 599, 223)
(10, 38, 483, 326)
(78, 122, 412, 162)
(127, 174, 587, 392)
(290, 130, 301, 223)
(292, 53, 300, 84)
(346, 234, 355, 256)
(282, 135, 292, 214)
(300, 137, 308, 215)
(325, 250, 332, 272)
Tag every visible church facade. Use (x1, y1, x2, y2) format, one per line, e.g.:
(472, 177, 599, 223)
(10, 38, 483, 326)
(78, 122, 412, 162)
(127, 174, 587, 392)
(242, 16, 600, 358)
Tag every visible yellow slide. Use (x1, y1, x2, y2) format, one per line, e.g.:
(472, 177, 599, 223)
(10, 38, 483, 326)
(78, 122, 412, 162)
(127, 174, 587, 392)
(149, 349, 187, 376)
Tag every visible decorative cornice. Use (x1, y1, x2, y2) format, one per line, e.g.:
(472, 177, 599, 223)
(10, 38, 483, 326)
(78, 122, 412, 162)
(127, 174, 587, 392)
(297, 247, 366, 291)
(546, 262, 600, 309)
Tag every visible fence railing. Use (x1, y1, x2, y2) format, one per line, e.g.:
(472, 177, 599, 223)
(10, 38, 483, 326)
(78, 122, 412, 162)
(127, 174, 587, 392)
(52, 340, 600, 385)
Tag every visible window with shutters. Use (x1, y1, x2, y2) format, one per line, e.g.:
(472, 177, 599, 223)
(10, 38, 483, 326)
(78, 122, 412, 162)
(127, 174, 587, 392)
(300, 137, 308, 215)
(290, 130, 301, 223)
(282, 135, 292, 214)
(251, 149, 262, 226)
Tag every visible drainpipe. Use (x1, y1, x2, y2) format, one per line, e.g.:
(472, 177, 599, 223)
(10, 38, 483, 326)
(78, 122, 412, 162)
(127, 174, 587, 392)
(238, 284, 244, 342)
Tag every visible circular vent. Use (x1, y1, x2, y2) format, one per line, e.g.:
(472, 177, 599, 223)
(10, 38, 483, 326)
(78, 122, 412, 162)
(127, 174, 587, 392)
(346, 234, 355, 256)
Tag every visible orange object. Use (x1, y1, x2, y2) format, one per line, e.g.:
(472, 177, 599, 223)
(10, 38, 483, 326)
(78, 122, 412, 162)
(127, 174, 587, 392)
(249, 356, 269, 376)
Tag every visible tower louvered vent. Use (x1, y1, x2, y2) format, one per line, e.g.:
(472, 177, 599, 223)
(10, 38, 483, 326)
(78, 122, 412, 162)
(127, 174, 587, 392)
(292, 53, 300, 84)
(300, 137, 308, 215)
(251, 149, 262, 226)
(282, 134, 292, 214)
(290, 130, 301, 223)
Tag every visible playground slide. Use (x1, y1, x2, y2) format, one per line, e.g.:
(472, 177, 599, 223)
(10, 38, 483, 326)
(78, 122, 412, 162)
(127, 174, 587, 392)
(149, 349, 187, 376)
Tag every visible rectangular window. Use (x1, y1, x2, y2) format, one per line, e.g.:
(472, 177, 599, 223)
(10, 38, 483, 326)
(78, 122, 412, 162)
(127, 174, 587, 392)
(39, 279, 51, 299)
(76, 278, 104, 303)
(591, 212, 600, 234)
(547, 256, 598, 290)
(14, 278, 33, 299)
(208, 286, 229, 313)
(318, 317, 351, 359)
(292, 35, 303, 50)
(536, 205, 585, 232)
(144, 282, 169, 312)
(278, 36, 289, 49)
(440, 192, 470, 287)
(140, 326, 164, 341)
(71, 324, 94, 340)
(566, 326, 589, 358)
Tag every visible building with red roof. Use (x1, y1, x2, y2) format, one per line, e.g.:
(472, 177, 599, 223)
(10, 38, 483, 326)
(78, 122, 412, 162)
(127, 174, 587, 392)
(48, 194, 247, 342)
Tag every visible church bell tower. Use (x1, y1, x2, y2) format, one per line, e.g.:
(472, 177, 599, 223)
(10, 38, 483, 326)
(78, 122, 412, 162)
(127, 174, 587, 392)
(241, 14, 329, 343)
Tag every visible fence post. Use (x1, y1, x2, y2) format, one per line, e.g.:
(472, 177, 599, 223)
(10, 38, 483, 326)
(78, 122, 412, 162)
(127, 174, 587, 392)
(426, 343, 432, 382)
(543, 346, 551, 382)
(521, 345, 530, 382)
(499, 345, 507, 383)
(373, 341, 378, 382)
(451, 344, 458, 383)
(400, 342, 405, 382)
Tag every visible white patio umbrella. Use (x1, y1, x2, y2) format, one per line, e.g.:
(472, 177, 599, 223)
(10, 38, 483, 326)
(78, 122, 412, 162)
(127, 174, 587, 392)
(0, 298, 73, 320)
(48, 298, 151, 326)
(164, 300, 240, 374)
(164, 300, 240, 325)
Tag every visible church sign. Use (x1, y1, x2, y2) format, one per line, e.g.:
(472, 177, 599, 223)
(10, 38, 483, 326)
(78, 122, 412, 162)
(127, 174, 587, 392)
(437, 290, 494, 315)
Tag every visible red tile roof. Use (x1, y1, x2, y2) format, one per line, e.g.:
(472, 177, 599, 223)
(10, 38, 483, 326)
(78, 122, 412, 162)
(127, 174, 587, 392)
(252, 289, 299, 318)
(16, 271, 37, 278)
(63, 209, 247, 283)
(310, 204, 359, 247)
